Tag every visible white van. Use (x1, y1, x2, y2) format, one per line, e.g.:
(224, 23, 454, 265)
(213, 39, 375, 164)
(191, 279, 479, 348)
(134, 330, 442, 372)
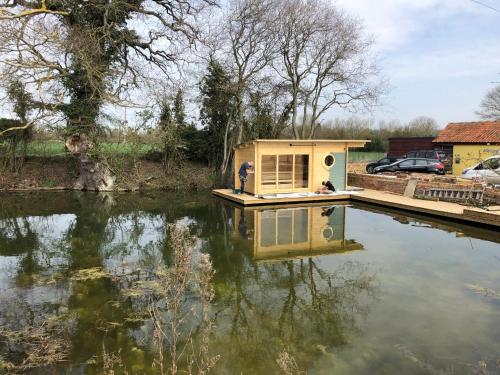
(461, 155, 500, 185)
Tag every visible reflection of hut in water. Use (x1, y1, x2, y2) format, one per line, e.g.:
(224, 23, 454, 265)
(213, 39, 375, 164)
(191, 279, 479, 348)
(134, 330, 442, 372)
(235, 205, 363, 261)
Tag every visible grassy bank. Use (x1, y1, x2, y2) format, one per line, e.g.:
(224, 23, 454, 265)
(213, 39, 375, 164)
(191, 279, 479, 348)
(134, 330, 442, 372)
(1, 140, 382, 191)
(21, 140, 159, 158)
(0, 156, 214, 191)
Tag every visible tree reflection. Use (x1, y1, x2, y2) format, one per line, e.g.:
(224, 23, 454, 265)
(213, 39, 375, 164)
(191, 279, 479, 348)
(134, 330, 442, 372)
(0, 193, 377, 374)
(0, 217, 41, 285)
(203, 203, 377, 373)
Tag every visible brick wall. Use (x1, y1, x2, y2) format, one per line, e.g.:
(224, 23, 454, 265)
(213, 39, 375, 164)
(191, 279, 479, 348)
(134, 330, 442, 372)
(484, 188, 500, 204)
(348, 173, 408, 195)
(348, 172, 500, 204)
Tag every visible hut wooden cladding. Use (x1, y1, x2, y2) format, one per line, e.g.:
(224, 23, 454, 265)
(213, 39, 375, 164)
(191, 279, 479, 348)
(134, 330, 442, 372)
(234, 139, 369, 195)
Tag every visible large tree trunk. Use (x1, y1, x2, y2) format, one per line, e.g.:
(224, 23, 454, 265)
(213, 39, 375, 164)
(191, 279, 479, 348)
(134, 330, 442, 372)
(65, 134, 115, 191)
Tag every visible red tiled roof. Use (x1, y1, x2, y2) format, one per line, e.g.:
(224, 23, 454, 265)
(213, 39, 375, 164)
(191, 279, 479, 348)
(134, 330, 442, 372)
(433, 121, 500, 144)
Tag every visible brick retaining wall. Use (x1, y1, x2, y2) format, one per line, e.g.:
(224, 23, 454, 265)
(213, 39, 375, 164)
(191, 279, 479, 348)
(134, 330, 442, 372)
(348, 173, 500, 205)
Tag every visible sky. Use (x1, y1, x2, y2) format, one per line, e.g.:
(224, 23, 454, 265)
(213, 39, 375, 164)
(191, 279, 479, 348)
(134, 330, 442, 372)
(334, 0, 500, 128)
(2, 0, 499, 131)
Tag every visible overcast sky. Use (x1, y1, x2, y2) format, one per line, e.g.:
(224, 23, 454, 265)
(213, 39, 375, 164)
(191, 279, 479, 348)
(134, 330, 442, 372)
(334, 0, 500, 128)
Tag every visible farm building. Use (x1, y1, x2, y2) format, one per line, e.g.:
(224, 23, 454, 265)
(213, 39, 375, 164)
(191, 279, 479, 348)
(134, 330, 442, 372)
(387, 136, 435, 157)
(433, 121, 500, 175)
(234, 139, 369, 195)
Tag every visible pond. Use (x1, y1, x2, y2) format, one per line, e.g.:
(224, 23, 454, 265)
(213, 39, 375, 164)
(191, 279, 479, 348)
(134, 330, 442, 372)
(0, 192, 499, 374)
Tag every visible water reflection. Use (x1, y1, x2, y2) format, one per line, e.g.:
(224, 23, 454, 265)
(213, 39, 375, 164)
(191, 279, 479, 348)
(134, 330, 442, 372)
(233, 204, 363, 261)
(0, 192, 498, 374)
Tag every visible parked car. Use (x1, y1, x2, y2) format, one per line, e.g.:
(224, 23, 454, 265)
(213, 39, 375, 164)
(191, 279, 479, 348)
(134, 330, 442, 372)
(374, 158, 445, 175)
(405, 149, 452, 171)
(461, 155, 500, 185)
(366, 156, 402, 174)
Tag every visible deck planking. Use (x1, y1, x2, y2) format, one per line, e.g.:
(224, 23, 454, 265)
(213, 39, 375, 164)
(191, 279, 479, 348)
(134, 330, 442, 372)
(212, 188, 500, 228)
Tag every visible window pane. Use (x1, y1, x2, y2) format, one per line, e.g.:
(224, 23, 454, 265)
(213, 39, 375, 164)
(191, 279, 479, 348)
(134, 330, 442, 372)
(483, 158, 500, 170)
(277, 209, 293, 245)
(261, 155, 277, 189)
(260, 210, 276, 247)
(324, 154, 334, 167)
(400, 160, 414, 167)
(415, 159, 427, 166)
(294, 155, 309, 188)
(293, 208, 308, 244)
(278, 155, 293, 188)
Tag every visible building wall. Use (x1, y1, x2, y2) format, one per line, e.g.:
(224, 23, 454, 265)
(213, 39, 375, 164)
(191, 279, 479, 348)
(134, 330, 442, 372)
(254, 143, 313, 194)
(388, 137, 435, 157)
(234, 144, 256, 193)
(312, 144, 348, 191)
(251, 142, 349, 194)
(452, 144, 500, 176)
(234, 141, 364, 195)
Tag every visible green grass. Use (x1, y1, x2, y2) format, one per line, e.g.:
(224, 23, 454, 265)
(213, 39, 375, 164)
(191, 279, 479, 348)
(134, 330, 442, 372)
(21, 140, 160, 157)
(348, 151, 385, 162)
(26, 140, 66, 156)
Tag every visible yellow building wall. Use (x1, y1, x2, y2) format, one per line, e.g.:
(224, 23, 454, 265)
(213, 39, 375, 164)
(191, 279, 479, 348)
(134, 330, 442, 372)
(253, 142, 347, 195)
(234, 144, 256, 194)
(452, 144, 500, 176)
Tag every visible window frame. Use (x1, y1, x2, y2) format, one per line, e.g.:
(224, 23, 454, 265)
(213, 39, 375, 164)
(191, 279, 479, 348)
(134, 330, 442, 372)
(260, 208, 309, 247)
(322, 153, 336, 169)
(260, 153, 311, 191)
(398, 159, 415, 167)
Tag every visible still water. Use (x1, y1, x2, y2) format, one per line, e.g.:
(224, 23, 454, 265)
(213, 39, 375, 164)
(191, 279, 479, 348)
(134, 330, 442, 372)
(0, 192, 499, 374)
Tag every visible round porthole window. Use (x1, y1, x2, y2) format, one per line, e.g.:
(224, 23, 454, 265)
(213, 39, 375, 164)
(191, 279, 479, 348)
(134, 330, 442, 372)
(321, 225, 334, 241)
(323, 154, 335, 169)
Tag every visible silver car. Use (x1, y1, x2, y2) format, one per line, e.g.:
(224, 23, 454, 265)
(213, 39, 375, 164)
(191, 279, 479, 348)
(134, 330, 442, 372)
(461, 155, 500, 185)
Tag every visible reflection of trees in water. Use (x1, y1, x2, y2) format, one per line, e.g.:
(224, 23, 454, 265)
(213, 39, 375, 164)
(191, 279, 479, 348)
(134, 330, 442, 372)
(210, 258, 376, 373)
(0, 195, 377, 373)
(203, 203, 378, 373)
(0, 217, 41, 282)
(0, 216, 74, 287)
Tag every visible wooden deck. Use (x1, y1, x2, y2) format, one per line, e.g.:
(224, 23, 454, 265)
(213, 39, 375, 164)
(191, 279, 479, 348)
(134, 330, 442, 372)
(212, 188, 500, 228)
(350, 189, 500, 227)
(212, 189, 351, 206)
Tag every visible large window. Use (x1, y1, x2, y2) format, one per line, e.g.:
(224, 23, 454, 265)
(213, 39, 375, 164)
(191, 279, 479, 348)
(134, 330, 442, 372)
(278, 155, 293, 189)
(261, 155, 277, 188)
(261, 154, 309, 190)
(260, 208, 309, 247)
(295, 155, 309, 188)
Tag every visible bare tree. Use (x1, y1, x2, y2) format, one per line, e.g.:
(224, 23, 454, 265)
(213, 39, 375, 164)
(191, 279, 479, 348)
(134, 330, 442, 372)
(400, 116, 439, 137)
(226, 0, 276, 144)
(0, 0, 216, 190)
(204, 0, 277, 181)
(477, 85, 500, 120)
(273, 0, 383, 139)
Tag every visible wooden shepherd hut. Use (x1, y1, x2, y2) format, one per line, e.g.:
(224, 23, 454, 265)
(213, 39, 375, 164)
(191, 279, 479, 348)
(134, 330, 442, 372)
(234, 139, 369, 196)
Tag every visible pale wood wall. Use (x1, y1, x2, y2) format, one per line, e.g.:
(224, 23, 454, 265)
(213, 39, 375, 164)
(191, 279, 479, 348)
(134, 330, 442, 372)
(251, 142, 347, 194)
(234, 141, 365, 194)
(234, 144, 256, 194)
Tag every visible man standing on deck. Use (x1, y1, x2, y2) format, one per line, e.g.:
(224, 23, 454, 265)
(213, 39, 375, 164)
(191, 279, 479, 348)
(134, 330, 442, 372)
(238, 160, 254, 194)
